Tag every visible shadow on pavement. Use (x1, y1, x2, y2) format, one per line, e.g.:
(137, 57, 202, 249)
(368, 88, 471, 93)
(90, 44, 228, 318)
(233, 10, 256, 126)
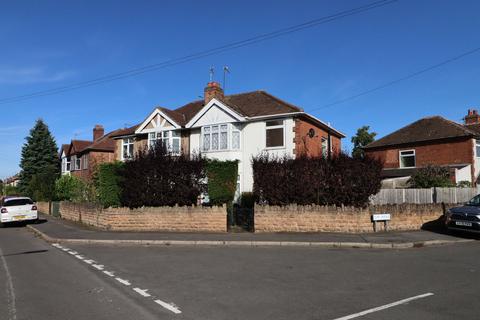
(1, 219, 48, 229)
(422, 217, 480, 240)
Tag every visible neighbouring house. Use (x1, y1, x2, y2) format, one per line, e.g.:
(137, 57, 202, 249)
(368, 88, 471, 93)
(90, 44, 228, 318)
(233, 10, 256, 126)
(61, 125, 119, 180)
(364, 109, 480, 188)
(110, 82, 345, 194)
(4, 174, 20, 187)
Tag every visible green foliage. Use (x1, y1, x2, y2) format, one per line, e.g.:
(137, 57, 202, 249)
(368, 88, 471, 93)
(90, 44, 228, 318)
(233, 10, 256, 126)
(28, 166, 58, 201)
(4, 185, 19, 196)
(351, 126, 377, 159)
(18, 119, 60, 196)
(206, 160, 239, 205)
(95, 162, 124, 208)
(457, 180, 472, 188)
(55, 175, 84, 201)
(409, 165, 455, 188)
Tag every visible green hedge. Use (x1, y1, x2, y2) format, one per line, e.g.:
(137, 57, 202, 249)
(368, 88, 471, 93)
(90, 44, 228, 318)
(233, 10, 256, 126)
(206, 160, 238, 205)
(95, 162, 124, 208)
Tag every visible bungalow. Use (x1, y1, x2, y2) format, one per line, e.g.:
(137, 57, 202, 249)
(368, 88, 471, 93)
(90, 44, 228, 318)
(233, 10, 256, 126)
(364, 109, 480, 188)
(61, 125, 119, 180)
(111, 82, 345, 194)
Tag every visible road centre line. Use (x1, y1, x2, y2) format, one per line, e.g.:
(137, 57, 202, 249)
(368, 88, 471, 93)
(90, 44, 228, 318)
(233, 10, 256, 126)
(133, 288, 151, 297)
(154, 299, 182, 314)
(50, 243, 182, 315)
(115, 277, 131, 286)
(332, 293, 434, 320)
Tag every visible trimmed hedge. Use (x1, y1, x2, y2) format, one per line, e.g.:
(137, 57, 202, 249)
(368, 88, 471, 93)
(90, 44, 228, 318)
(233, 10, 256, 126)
(252, 153, 382, 207)
(120, 144, 205, 208)
(206, 160, 238, 205)
(95, 162, 124, 208)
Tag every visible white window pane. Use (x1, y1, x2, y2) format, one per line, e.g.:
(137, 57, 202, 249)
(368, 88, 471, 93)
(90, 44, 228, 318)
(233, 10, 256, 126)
(172, 131, 180, 137)
(212, 125, 218, 132)
(172, 139, 180, 153)
(232, 131, 240, 149)
(203, 134, 210, 151)
(204, 126, 210, 133)
(220, 132, 228, 149)
(220, 124, 228, 132)
(212, 133, 219, 150)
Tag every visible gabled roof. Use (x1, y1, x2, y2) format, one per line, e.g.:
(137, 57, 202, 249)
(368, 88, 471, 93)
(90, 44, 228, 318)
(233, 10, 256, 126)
(83, 130, 119, 152)
(365, 116, 479, 149)
(69, 140, 92, 154)
(59, 144, 70, 157)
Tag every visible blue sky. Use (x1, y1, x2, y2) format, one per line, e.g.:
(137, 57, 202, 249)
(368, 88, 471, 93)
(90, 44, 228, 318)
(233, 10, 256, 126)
(1, 0, 479, 178)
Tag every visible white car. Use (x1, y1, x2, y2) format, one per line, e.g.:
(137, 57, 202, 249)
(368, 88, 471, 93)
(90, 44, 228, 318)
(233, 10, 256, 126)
(0, 196, 38, 226)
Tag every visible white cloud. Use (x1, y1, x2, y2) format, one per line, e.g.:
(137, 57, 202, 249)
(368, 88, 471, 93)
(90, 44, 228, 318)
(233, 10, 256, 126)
(0, 66, 74, 84)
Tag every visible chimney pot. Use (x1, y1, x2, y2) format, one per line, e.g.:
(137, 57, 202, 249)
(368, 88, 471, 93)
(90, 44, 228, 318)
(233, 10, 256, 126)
(93, 124, 104, 141)
(204, 81, 224, 104)
(465, 108, 480, 125)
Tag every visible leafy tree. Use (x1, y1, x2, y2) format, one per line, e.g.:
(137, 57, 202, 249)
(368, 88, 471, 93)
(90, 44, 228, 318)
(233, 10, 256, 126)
(4, 185, 19, 196)
(409, 165, 455, 188)
(29, 166, 58, 201)
(55, 175, 83, 201)
(18, 119, 60, 197)
(351, 126, 377, 159)
(0, 180, 3, 196)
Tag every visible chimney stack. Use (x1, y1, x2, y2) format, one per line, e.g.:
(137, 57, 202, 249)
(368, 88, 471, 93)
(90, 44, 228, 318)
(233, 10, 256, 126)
(465, 109, 480, 125)
(93, 124, 104, 141)
(204, 81, 224, 104)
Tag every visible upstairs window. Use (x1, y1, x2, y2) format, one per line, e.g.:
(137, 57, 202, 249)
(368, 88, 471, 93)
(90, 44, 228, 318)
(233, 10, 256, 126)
(148, 130, 181, 154)
(202, 124, 240, 152)
(72, 155, 81, 170)
(65, 157, 71, 172)
(266, 120, 284, 148)
(122, 138, 134, 160)
(399, 150, 415, 168)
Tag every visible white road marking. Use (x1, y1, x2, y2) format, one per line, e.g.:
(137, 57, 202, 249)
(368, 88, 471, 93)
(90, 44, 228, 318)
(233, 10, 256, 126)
(68, 251, 78, 255)
(154, 299, 182, 314)
(103, 271, 115, 277)
(74, 255, 84, 260)
(92, 264, 104, 270)
(133, 288, 151, 297)
(83, 259, 95, 265)
(52, 243, 62, 248)
(115, 277, 131, 286)
(0, 245, 17, 320)
(332, 293, 434, 320)
(61, 248, 70, 252)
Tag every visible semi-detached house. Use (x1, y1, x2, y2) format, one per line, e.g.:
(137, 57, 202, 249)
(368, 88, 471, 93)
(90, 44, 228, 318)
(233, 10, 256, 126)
(111, 82, 345, 194)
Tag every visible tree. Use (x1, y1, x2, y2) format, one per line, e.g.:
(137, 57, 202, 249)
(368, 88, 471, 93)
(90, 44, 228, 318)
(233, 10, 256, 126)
(0, 179, 3, 196)
(18, 119, 60, 198)
(409, 165, 455, 188)
(351, 126, 377, 159)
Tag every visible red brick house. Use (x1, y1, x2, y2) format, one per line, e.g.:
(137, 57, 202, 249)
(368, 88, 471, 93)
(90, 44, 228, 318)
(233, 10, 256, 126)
(61, 125, 120, 180)
(364, 110, 480, 187)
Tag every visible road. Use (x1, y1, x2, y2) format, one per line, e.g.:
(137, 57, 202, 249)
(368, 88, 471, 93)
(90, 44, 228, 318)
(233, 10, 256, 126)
(1, 223, 480, 320)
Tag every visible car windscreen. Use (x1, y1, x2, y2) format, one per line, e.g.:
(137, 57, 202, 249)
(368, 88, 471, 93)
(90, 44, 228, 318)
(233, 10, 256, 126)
(3, 199, 34, 206)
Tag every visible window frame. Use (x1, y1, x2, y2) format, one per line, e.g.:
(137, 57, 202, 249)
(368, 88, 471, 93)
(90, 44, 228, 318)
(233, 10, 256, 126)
(83, 154, 88, 170)
(399, 149, 416, 168)
(265, 119, 285, 149)
(476, 140, 480, 158)
(201, 123, 241, 152)
(121, 137, 134, 160)
(148, 130, 181, 154)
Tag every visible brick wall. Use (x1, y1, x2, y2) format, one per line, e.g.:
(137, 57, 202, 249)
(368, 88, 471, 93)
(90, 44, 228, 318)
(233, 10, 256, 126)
(40, 201, 227, 232)
(254, 203, 447, 233)
(293, 118, 342, 157)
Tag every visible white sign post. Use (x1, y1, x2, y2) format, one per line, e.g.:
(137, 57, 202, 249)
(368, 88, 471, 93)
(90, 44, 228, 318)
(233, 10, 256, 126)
(371, 213, 391, 232)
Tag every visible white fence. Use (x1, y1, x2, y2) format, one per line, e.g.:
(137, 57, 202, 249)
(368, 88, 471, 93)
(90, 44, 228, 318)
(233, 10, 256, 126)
(370, 187, 480, 205)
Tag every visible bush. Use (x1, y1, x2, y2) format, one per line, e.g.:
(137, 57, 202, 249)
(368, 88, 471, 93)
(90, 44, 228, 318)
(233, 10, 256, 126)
(457, 180, 472, 188)
(120, 144, 205, 208)
(252, 153, 382, 207)
(55, 175, 96, 203)
(4, 185, 20, 196)
(409, 165, 455, 188)
(95, 162, 124, 208)
(206, 160, 238, 205)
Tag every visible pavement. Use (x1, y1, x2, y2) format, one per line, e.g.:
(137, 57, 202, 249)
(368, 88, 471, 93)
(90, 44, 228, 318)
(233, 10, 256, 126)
(26, 213, 479, 248)
(2, 221, 480, 319)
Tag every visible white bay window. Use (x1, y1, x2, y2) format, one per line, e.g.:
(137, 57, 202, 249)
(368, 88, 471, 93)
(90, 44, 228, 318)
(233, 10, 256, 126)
(122, 138, 134, 160)
(202, 123, 240, 152)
